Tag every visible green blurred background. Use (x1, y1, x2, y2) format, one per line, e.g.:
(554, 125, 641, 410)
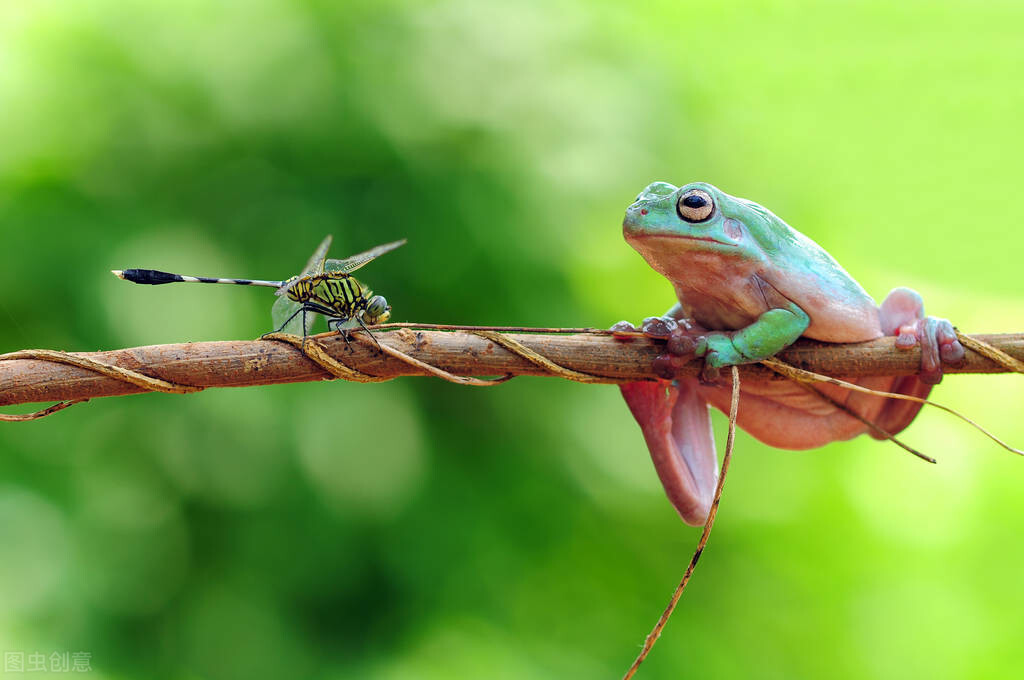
(2, 0, 1023, 678)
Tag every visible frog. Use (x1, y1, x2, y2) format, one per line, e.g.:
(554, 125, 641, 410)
(614, 181, 965, 526)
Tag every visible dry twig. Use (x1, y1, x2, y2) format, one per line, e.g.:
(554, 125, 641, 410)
(1, 327, 1021, 411)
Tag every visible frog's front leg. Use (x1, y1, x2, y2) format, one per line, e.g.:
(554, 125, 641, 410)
(616, 301, 811, 382)
(699, 302, 810, 376)
(646, 303, 811, 383)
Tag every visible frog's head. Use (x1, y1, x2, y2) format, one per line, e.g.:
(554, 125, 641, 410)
(623, 181, 773, 280)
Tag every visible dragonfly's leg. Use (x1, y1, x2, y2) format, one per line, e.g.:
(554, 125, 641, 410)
(262, 305, 305, 338)
(355, 315, 383, 354)
(327, 318, 355, 352)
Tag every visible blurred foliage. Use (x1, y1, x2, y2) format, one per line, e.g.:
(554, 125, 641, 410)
(2, 0, 1024, 678)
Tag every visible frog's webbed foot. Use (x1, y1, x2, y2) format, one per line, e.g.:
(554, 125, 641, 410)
(611, 315, 692, 338)
(620, 379, 717, 526)
(612, 316, 718, 382)
(880, 287, 965, 385)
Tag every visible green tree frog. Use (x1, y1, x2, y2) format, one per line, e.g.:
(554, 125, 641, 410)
(615, 182, 964, 526)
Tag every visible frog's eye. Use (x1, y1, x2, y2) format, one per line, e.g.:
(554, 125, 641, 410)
(677, 189, 714, 223)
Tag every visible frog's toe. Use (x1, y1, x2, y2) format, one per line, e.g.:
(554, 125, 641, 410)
(619, 316, 706, 378)
(640, 315, 678, 338)
(651, 348, 700, 378)
(895, 325, 919, 349)
(697, 348, 734, 384)
(652, 353, 686, 379)
(667, 331, 698, 356)
(700, 360, 722, 384)
(895, 316, 964, 384)
(940, 336, 965, 363)
(610, 320, 640, 335)
(935, 319, 965, 363)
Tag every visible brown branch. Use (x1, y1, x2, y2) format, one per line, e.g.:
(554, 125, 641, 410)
(1, 328, 1022, 408)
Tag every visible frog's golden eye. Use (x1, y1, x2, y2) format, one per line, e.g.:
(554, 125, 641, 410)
(677, 189, 714, 223)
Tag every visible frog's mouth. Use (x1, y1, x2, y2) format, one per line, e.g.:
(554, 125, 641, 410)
(672, 235, 737, 247)
(631, 233, 738, 249)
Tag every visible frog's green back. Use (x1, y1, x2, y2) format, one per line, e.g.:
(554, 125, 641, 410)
(735, 196, 883, 343)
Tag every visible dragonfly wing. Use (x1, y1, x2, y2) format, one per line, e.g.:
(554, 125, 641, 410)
(324, 239, 406, 274)
(269, 235, 332, 335)
(305, 234, 333, 276)
(272, 295, 303, 335)
(274, 234, 333, 298)
(271, 295, 321, 335)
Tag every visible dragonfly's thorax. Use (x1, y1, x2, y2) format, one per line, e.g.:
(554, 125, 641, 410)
(285, 273, 372, 318)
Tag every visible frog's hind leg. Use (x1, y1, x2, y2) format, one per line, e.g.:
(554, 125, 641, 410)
(621, 378, 717, 526)
(880, 287, 964, 380)
(864, 287, 966, 436)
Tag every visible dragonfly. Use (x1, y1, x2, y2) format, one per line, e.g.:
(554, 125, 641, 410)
(112, 235, 406, 344)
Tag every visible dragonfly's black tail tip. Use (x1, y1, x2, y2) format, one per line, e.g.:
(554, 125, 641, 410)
(113, 268, 183, 285)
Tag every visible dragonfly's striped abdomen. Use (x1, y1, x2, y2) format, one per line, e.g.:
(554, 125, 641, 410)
(112, 269, 283, 288)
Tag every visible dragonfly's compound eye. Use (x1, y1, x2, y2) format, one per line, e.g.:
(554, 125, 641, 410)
(365, 295, 391, 323)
